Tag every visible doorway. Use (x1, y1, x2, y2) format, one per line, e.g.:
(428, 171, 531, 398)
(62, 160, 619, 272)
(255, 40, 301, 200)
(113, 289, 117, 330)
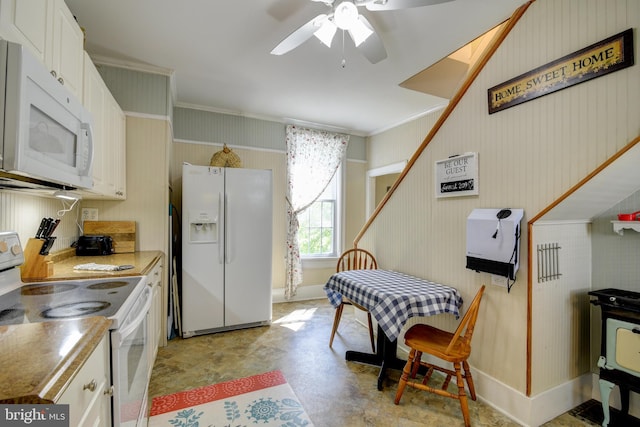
(365, 161, 407, 218)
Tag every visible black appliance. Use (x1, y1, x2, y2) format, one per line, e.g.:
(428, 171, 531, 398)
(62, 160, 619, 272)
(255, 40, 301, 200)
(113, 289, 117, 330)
(76, 235, 114, 256)
(589, 288, 640, 426)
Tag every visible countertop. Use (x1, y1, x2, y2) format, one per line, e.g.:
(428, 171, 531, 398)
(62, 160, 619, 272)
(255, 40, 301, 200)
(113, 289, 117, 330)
(23, 250, 163, 282)
(0, 317, 111, 403)
(1, 251, 163, 403)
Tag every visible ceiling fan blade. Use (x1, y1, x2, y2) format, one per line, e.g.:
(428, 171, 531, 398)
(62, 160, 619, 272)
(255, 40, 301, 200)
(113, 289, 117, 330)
(365, 0, 453, 11)
(271, 14, 327, 55)
(354, 15, 387, 64)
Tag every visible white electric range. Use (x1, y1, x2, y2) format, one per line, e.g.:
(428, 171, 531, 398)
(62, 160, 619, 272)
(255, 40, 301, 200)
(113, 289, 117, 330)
(0, 231, 151, 427)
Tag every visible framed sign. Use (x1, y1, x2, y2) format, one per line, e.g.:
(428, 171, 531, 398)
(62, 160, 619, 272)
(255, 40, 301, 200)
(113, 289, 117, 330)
(488, 28, 634, 114)
(435, 152, 478, 198)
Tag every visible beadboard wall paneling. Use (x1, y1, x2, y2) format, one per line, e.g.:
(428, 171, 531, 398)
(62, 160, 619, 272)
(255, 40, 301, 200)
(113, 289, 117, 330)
(531, 222, 592, 396)
(367, 107, 443, 170)
(590, 190, 640, 372)
(170, 141, 366, 292)
(360, 0, 639, 395)
(0, 191, 82, 253)
(173, 106, 367, 162)
(174, 107, 285, 152)
(96, 65, 171, 117)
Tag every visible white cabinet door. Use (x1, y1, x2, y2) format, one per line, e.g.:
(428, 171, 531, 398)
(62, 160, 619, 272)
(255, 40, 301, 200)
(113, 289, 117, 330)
(82, 53, 107, 194)
(81, 53, 127, 200)
(0, 0, 84, 99)
(58, 335, 111, 427)
(48, 0, 84, 99)
(109, 95, 127, 199)
(0, 0, 49, 63)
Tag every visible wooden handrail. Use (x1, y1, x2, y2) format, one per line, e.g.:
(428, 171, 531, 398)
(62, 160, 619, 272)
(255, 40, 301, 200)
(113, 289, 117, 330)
(353, 0, 534, 248)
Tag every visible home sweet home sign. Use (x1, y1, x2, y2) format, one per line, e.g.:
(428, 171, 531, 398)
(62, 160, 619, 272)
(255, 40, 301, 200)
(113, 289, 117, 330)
(488, 28, 634, 114)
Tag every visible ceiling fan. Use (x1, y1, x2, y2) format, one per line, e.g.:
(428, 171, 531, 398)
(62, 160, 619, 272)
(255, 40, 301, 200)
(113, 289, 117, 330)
(270, 0, 453, 64)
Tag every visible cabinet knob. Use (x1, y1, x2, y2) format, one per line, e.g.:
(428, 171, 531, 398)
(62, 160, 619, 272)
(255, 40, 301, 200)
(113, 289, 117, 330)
(58, 77, 64, 85)
(104, 386, 114, 396)
(83, 379, 97, 392)
(50, 70, 57, 78)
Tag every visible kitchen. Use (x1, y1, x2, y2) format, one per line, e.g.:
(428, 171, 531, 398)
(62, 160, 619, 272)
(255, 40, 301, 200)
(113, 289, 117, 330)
(1, 0, 640, 426)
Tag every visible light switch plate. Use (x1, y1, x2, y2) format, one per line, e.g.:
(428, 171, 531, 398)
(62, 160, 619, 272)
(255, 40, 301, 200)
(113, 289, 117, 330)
(491, 274, 508, 287)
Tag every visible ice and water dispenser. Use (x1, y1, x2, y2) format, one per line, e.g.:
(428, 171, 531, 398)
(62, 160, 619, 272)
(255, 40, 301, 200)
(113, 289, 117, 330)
(189, 211, 218, 243)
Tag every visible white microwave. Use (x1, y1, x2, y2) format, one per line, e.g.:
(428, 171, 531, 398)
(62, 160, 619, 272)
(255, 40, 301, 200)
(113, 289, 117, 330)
(0, 39, 94, 190)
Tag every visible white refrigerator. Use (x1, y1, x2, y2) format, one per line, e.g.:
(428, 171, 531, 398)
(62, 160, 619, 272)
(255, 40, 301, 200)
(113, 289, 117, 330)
(181, 164, 273, 337)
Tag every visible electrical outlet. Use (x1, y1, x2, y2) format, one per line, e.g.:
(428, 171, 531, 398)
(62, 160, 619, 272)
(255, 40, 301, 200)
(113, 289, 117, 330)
(81, 208, 99, 221)
(491, 274, 507, 287)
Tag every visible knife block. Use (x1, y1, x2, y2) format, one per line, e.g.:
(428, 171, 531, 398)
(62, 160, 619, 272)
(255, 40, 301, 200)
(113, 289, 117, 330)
(20, 238, 54, 280)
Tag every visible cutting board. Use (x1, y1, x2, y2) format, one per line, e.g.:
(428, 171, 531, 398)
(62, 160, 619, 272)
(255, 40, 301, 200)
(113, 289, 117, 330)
(83, 221, 136, 253)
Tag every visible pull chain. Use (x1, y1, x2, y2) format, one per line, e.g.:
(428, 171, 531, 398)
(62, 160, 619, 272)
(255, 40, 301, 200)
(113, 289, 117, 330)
(341, 30, 346, 68)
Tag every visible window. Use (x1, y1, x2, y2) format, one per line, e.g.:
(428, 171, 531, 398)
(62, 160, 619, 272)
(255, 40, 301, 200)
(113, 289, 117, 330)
(297, 166, 342, 258)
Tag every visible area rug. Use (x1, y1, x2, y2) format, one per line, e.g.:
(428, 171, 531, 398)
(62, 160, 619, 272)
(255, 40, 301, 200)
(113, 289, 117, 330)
(148, 370, 314, 427)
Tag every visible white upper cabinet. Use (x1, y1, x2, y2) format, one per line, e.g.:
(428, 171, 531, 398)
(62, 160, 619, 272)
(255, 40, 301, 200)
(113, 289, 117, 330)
(1, 0, 125, 199)
(0, 0, 84, 99)
(82, 52, 127, 200)
(0, 0, 49, 62)
(47, 0, 84, 99)
(104, 87, 127, 199)
(83, 53, 107, 194)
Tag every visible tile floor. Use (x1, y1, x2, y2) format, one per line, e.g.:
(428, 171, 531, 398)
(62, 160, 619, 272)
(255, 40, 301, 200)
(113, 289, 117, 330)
(148, 299, 596, 426)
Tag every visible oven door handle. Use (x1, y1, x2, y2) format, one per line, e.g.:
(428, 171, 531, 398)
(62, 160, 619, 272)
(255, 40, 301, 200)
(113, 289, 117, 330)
(112, 290, 153, 347)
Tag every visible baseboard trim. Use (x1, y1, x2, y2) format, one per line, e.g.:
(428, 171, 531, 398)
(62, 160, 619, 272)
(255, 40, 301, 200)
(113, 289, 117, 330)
(472, 370, 591, 426)
(272, 284, 327, 303)
(394, 347, 592, 426)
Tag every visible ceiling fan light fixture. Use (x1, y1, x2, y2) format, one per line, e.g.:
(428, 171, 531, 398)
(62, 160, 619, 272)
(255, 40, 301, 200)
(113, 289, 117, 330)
(334, 1, 359, 30)
(348, 17, 373, 46)
(314, 18, 337, 47)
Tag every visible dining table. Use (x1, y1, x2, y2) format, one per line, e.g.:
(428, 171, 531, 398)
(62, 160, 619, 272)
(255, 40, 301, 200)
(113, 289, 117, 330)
(324, 269, 463, 390)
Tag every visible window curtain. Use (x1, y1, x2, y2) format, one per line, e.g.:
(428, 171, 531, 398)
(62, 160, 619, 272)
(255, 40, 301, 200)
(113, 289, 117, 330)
(285, 124, 349, 300)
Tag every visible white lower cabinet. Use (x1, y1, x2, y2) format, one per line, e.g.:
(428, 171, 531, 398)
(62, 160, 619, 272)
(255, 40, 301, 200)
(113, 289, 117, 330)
(148, 259, 164, 376)
(58, 335, 111, 427)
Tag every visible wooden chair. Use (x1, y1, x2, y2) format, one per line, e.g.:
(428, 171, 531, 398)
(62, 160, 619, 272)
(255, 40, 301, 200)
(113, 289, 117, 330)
(394, 285, 486, 427)
(329, 248, 377, 352)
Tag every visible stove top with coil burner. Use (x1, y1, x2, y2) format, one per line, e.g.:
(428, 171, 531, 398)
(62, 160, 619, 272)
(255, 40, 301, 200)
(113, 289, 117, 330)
(0, 276, 147, 329)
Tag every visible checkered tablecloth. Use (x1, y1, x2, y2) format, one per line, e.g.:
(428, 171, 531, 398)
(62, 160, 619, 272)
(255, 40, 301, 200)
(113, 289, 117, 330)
(324, 269, 463, 341)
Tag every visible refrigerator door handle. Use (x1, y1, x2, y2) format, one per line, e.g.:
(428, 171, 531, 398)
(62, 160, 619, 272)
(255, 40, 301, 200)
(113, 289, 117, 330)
(218, 192, 223, 264)
(225, 193, 230, 264)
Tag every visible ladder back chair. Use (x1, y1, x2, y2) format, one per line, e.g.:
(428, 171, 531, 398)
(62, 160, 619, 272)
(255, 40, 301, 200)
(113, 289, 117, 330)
(329, 248, 377, 352)
(394, 285, 486, 427)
